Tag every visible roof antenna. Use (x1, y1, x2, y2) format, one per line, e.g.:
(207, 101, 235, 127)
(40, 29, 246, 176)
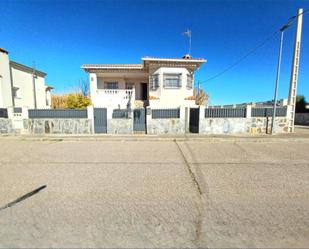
(182, 29, 192, 56)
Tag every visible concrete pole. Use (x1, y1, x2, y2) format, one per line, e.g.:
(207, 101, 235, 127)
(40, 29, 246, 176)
(271, 31, 284, 134)
(32, 62, 37, 109)
(288, 8, 303, 132)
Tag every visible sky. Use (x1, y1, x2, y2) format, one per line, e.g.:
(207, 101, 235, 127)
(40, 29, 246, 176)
(1, 0, 308, 105)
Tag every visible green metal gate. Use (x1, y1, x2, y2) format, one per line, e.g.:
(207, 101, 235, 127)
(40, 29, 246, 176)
(133, 108, 146, 132)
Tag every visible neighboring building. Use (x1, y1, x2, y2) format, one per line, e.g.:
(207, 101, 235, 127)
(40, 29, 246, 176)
(0, 48, 53, 109)
(82, 55, 206, 108)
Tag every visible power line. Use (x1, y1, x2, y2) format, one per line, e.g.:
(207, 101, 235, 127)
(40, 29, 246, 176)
(199, 9, 308, 86)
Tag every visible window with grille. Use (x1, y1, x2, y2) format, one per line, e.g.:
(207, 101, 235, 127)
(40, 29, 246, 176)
(163, 74, 181, 88)
(187, 74, 193, 89)
(150, 74, 159, 90)
(104, 82, 118, 89)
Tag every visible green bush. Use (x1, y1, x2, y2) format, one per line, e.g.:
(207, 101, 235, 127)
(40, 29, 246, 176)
(66, 93, 92, 109)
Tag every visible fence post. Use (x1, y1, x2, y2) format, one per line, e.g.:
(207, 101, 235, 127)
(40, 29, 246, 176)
(146, 107, 151, 133)
(7, 106, 14, 119)
(87, 105, 94, 134)
(246, 105, 252, 118)
(182, 106, 189, 133)
(21, 107, 29, 119)
(199, 105, 205, 120)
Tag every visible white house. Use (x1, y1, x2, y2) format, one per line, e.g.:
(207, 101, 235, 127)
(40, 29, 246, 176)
(0, 48, 53, 109)
(82, 55, 206, 109)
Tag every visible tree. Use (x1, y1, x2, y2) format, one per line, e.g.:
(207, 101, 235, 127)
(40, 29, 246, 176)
(66, 93, 92, 109)
(78, 78, 90, 97)
(194, 88, 209, 106)
(296, 95, 308, 113)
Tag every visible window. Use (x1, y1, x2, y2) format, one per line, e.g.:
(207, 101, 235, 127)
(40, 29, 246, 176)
(187, 74, 193, 89)
(104, 82, 118, 89)
(125, 83, 134, 90)
(13, 87, 21, 98)
(149, 74, 159, 90)
(163, 74, 181, 88)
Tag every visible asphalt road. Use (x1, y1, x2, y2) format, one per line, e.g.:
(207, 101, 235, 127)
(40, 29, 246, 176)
(0, 135, 308, 248)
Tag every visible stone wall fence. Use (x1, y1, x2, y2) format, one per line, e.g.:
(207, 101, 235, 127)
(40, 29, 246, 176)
(295, 113, 309, 126)
(146, 106, 186, 134)
(199, 105, 290, 135)
(107, 108, 133, 134)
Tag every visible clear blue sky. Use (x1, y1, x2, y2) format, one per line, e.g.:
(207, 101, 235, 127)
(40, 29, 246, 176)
(1, 0, 308, 105)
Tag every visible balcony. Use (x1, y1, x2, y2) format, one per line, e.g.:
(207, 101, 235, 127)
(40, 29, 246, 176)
(94, 89, 135, 108)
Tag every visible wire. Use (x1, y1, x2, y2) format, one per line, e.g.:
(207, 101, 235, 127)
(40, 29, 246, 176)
(199, 9, 308, 85)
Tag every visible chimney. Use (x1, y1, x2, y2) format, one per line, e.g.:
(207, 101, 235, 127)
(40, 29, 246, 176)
(0, 48, 9, 54)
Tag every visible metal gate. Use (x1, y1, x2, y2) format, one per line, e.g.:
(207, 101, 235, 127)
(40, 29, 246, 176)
(94, 108, 107, 133)
(189, 108, 199, 133)
(133, 108, 146, 132)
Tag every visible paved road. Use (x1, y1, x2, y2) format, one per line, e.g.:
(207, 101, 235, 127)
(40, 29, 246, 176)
(0, 136, 308, 248)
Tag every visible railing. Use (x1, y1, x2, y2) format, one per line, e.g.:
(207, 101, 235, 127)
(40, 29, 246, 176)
(28, 109, 88, 119)
(152, 108, 180, 119)
(112, 109, 130, 119)
(0, 108, 8, 118)
(205, 108, 246, 118)
(97, 89, 134, 99)
(251, 107, 287, 117)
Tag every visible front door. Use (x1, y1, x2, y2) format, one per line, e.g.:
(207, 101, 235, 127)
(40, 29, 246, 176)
(189, 108, 200, 133)
(141, 83, 148, 101)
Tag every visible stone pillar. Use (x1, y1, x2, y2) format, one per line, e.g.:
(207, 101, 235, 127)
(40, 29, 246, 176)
(182, 106, 189, 133)
(106, 106, 113, 120)
(7, 106, 14, 119)
(87, 105, 94, 134)
(199, 105, 205, 120)
(246, 105, 252, 118)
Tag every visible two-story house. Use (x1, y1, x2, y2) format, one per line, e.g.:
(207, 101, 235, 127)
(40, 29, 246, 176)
(0, 48, 53, 109)
(82, 55, 206, 109)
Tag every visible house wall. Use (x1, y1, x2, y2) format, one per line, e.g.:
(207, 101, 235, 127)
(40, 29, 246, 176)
(90, 73, 148, 108)
(0, 51, 13, 108)
(11, 67, 48, 109)
(149, 67, 195, 108)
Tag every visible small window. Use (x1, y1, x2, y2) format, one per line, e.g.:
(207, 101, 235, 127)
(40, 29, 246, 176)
(13, 87, 21, 98)
(125, 83, 134, 90)
(163, 74, 181, 88)
(150, 74, 159, 90)
(104, 82, 118, 89)
(187, 74, 193, 89)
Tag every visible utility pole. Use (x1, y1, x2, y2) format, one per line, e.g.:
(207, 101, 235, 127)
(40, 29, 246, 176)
(271, 30, 284, 134)
(288, 8, 303, 132)
(271, 15, 297, 134)
(198, 80, 200, 96)
(32, 61, 37, 109)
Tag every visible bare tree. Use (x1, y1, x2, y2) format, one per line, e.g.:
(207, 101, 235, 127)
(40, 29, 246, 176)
(194, 88, 209, 106)
(78, 78, 90, 96)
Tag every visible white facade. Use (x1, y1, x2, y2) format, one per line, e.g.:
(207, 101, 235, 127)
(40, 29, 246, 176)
(0, 48, 53, 109)
(82, 56, 206, 109)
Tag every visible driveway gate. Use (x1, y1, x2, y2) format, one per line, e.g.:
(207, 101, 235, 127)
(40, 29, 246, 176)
(189, 108, 199, 133)
(133, 108, 146, 133)
(94, 108, 107, 133)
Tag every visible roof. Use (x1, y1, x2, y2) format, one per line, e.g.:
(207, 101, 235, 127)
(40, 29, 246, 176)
(82, 56, 206, 73)
(0, 48, 8, 54)
(142, 57, 206, 63)
(46, 85, 54, 91)
(82, 64, 143, 70)
(10, 60, 47, 77)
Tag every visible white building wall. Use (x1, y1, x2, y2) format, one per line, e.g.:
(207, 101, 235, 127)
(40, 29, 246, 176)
(10, 67, 48, 108)
(149, 67, 195, 108)
(0, 52, 13, 108)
